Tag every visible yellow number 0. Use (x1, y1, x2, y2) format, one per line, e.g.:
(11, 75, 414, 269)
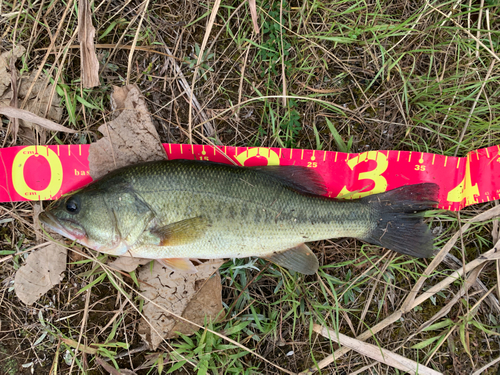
(12, 146, 63, 200)
(336, 151, 388, 199)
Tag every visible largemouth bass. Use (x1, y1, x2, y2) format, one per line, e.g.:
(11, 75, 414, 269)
(39, 160, 439, 274)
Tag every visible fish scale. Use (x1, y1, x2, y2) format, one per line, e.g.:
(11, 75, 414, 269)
(123, 162, 371, 258)
(39, 160, 439, 274)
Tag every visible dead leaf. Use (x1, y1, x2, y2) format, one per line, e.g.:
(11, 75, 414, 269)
(96, 357, 138, 375)
(61, 338, 98, 355)
(109, 85, 130, 116)
(0, 106, 75, 133)
(88, 84, 166, 179)
(138, 259, 224, 349)
(0, 46, 63, 137)
(0, 46, 25, 97)
(248, 0, 260, 34)
(314, 324, 441, 375)
(492, 202, 499, 243)
(78, 0, 99, 88)
(9, 54, 19, 141)
(169, 274, 223, 336)
(33, 203, 43, 243)
(108, 256, 151, 272)
(15, 71, 63, 128)
(14, 244, 67, 305)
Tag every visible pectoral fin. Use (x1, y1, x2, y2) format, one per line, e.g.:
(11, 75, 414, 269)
(158, 258, 198, 273)
(151, 217, 208, 246)
(263, 244, 318, 275)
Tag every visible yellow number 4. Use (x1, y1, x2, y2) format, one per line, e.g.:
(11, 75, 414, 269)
(447, 155, 479, 205)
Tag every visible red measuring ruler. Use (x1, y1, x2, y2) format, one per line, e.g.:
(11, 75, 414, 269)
(0, 144, 498, 210)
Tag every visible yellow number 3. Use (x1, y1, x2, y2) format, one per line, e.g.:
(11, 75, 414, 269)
(336, 151, 388, 199)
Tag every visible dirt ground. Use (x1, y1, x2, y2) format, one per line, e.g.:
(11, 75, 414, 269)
(1, 0, 500, 374)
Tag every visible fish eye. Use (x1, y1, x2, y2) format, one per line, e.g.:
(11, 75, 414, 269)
(65, 197, 80, 214)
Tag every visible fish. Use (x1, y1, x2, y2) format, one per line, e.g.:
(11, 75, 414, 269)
(39, 160, 439, 275)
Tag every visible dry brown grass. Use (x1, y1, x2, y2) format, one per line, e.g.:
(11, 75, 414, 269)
(1, 0, 500, 374)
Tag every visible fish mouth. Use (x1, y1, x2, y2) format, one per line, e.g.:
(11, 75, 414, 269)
(39, 211, 87, 241)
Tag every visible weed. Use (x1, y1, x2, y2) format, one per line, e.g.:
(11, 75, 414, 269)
(1, 0, 500, 373)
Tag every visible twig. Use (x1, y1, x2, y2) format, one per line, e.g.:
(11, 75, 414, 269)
(300, 204, 500, 374)
(68, 274, 94, 374)
(161, 44, 219, 143)
(78, 0, 100, 87)
(0, 106, 76, 133)
(313, 324, 442, 375)
(126, 0, 151, 85)
(248, 0, 260, 34)
(454, 58, 496, 157)
(187, 0, 221, 143)
(471, 355, 500, 375)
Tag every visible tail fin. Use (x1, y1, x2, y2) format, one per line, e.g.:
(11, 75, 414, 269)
(361, 183, 439, 258)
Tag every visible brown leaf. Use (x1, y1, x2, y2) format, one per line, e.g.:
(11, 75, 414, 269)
(1, 51, 63, 137)
(16, 71, 63, 127)
(33, 202, 44, 243)
(109, 85, 130, 115)
(9, 54, 19, 141)
(248, 0, 260, 34)
(0, 46, 25, 97)
(138, 259, 224, 349)
(61, 338, 98, 355)
(108, 256, 151, 272)
(14, 244, 67, 305)
(314, 324, 442, 375)
(96, 357, 137, 375)
(78, 0, 99, 88)
(0, 106, 74, 133)
(88, 84, 166, 180)
(169, 274, 223, 337)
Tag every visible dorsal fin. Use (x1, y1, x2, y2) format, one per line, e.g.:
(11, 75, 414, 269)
(252, 165, 327, 196)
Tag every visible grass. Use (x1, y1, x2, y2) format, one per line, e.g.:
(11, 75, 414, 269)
(1, 0, 500, 373)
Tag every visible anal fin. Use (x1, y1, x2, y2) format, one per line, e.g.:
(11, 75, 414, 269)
(158, 258, 198, 273)
(263, 244, 318, 275)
